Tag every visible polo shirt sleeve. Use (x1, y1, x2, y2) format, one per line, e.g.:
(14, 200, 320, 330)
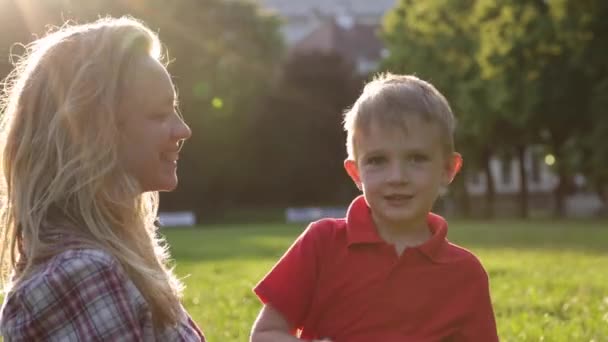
(254, 221, 326, 329)
(456, 260, 499, 342)
(1, 253, 145, 341)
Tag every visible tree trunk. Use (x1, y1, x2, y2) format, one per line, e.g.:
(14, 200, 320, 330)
(554, 171, 567, 218)
(552, 142, 568, 218)
(598, 181, 608, 216)
(454, 166, 472, 218)
(516, 145, 529, 218)
(482, 149, 495, 219)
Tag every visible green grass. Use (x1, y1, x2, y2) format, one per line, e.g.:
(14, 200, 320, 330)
(164, 220, 608, 342)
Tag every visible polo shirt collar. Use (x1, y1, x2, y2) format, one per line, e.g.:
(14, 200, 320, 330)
(346, 195, 384, 245)
(419, 212, 448, 262)
(345, 195, 448, 262)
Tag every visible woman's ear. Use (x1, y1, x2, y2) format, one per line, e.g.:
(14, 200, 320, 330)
(344, 159, 362, 191)
(443, 152, 463, 185)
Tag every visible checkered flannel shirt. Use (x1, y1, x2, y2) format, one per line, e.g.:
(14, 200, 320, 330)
(0, 248, 205, 341)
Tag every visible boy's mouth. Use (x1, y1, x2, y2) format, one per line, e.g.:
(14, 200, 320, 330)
(384, 194, 413, 202)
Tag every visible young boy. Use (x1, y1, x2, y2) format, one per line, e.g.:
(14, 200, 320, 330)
(250, 73, 498, 342)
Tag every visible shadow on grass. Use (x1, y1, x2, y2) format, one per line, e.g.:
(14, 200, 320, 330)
(163, 220, 608, 262)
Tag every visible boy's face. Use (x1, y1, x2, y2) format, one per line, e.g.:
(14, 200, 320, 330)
(344, 117, 461, 231)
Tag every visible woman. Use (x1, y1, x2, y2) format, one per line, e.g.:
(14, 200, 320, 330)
(0, 16, 204, 340)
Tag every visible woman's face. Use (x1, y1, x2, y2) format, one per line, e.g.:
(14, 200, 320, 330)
(118, 57, 191, 192)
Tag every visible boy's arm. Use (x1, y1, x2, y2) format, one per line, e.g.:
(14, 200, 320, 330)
(250, 222, 333, 342)
(250, 304, 330, 342)
(456, 262, 499, 341)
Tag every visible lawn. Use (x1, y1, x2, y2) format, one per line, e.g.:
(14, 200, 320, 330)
(164, 219, 608, 342)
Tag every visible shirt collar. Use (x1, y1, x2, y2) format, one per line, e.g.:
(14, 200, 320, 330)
(346, 195, 448, 262)
(419, 212, 448, 262)
(346, 195, 384, 245)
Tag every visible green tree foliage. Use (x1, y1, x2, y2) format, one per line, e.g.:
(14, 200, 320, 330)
(249, 52, 362, 207)
(3, 0, 607, 216)
(382, 0, 504, 218)
(472, 0, 556, 218)
(139, 1, 285, 213)
(548, 0, 608, 212)
(383, 0, 608, 217)
(0, 0, 284, 215)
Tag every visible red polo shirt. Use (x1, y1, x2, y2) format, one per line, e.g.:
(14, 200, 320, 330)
(254, 196, 498, 341)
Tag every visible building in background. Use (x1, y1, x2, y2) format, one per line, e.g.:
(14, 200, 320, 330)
(464, 147, 603, 217)
(254, 0, 397, 43)
(255, 0, 396, 74)
(290, 16, 386, 74)
(467, 148, 557, 197)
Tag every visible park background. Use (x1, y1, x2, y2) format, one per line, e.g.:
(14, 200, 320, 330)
(1, 0, 607, 340)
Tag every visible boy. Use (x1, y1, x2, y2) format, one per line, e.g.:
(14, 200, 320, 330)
(250, 73, 499, 341)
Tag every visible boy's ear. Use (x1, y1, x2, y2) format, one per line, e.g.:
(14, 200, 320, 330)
(443, 152, 463, 185)
(344, 159, 362, 191)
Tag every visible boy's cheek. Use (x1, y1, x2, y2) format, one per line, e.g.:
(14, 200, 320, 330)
(360, 172, 382, 185)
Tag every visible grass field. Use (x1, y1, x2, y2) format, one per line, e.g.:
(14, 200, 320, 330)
(164, 219, 608, 341)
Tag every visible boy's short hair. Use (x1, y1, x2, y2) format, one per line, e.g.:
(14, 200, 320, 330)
(343, 73, 456, 160)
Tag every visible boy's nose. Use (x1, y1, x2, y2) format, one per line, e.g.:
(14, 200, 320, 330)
(386, 162, 408, 184)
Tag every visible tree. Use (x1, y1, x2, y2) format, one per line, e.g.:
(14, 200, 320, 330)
(143, 0, 284, 213)
(0, 0, 285, 215)
(382, 0, 504, 218)
(471, 0, 561, 218)
(383, 0, 608, 218)
(249, 51, 362, 207)
(555, 0, 608, 213)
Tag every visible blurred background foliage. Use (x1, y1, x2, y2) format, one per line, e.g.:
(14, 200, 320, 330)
(1, 0, 606, 220)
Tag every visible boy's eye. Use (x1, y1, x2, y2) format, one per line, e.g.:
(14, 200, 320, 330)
(409, 154, 429, 163)
(366, 156, 386, 165)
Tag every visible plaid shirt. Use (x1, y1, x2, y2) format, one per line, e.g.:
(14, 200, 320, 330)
(0, 249, 205, 341)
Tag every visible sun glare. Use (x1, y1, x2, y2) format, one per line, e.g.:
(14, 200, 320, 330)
(212, 97, 223, 110)
(10, 0, 51, 34)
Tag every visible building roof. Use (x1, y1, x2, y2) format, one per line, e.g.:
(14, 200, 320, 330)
(294, 17, 382, 59)
(254, 0, 397, 17)
(290, 17, 384, 73)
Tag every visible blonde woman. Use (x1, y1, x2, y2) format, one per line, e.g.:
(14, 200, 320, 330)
(0, 17, 204, 340)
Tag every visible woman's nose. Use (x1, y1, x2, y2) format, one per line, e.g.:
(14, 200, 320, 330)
(174, 117, 192, 141)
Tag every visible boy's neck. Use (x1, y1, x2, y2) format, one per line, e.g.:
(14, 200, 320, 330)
(373, 217, 431, 256)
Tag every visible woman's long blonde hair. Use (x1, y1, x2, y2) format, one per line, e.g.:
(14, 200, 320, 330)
(0, 17, 183, 327)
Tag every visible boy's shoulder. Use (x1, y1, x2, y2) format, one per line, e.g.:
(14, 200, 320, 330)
(300, 217, 349, 250)
(308, 217, 347, 234)
(441, 241, 489, 277)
